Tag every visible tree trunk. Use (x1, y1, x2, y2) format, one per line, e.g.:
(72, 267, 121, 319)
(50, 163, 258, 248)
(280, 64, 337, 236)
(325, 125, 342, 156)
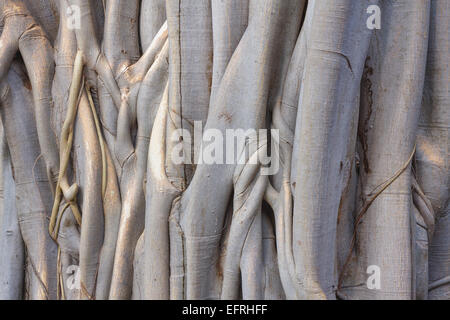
(0, 0, 448, 300)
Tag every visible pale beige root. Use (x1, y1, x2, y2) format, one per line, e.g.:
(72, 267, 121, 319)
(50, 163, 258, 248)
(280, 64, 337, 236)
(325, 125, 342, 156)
(48, 51, 83, 240)
(339, 0, 430, 300)
(0, 121, 24, 299)
(415, 0, 449, 300)
(0, 61, 57, 299)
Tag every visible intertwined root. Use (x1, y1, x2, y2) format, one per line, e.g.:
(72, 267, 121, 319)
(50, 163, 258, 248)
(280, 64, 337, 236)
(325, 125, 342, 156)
(0, 0, 448, 300)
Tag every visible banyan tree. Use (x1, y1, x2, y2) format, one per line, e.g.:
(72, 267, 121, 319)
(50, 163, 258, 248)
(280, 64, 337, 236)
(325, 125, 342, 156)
(0, 0, 448, 300)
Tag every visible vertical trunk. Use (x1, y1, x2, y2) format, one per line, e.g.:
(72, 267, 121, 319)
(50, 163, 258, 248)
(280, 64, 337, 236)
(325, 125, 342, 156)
(110, 39, 169, 300)
(340, 0, 430, 300)
(416, 0, 450, 300)
(292, 0, 375, 299)
(0, 62, 57, 299)
(0, 121, 24, 299)
(140, 0, 166, 51)
(178, 0, 304, 299)
(210, 0, 248, 104)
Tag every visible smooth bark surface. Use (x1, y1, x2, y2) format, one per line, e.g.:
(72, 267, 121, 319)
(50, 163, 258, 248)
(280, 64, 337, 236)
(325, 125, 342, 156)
(0, 0, 448, 300)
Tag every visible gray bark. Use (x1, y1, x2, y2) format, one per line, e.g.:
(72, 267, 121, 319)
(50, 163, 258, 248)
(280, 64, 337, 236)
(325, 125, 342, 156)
(0, 0, 447, 301)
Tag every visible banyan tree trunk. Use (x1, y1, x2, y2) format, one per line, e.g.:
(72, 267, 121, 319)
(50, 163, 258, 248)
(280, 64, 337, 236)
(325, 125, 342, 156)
(0, 0, 448, 300)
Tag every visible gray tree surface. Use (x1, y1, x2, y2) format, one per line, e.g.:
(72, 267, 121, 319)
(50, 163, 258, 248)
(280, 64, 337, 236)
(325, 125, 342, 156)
(0, 0, 448, 300)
